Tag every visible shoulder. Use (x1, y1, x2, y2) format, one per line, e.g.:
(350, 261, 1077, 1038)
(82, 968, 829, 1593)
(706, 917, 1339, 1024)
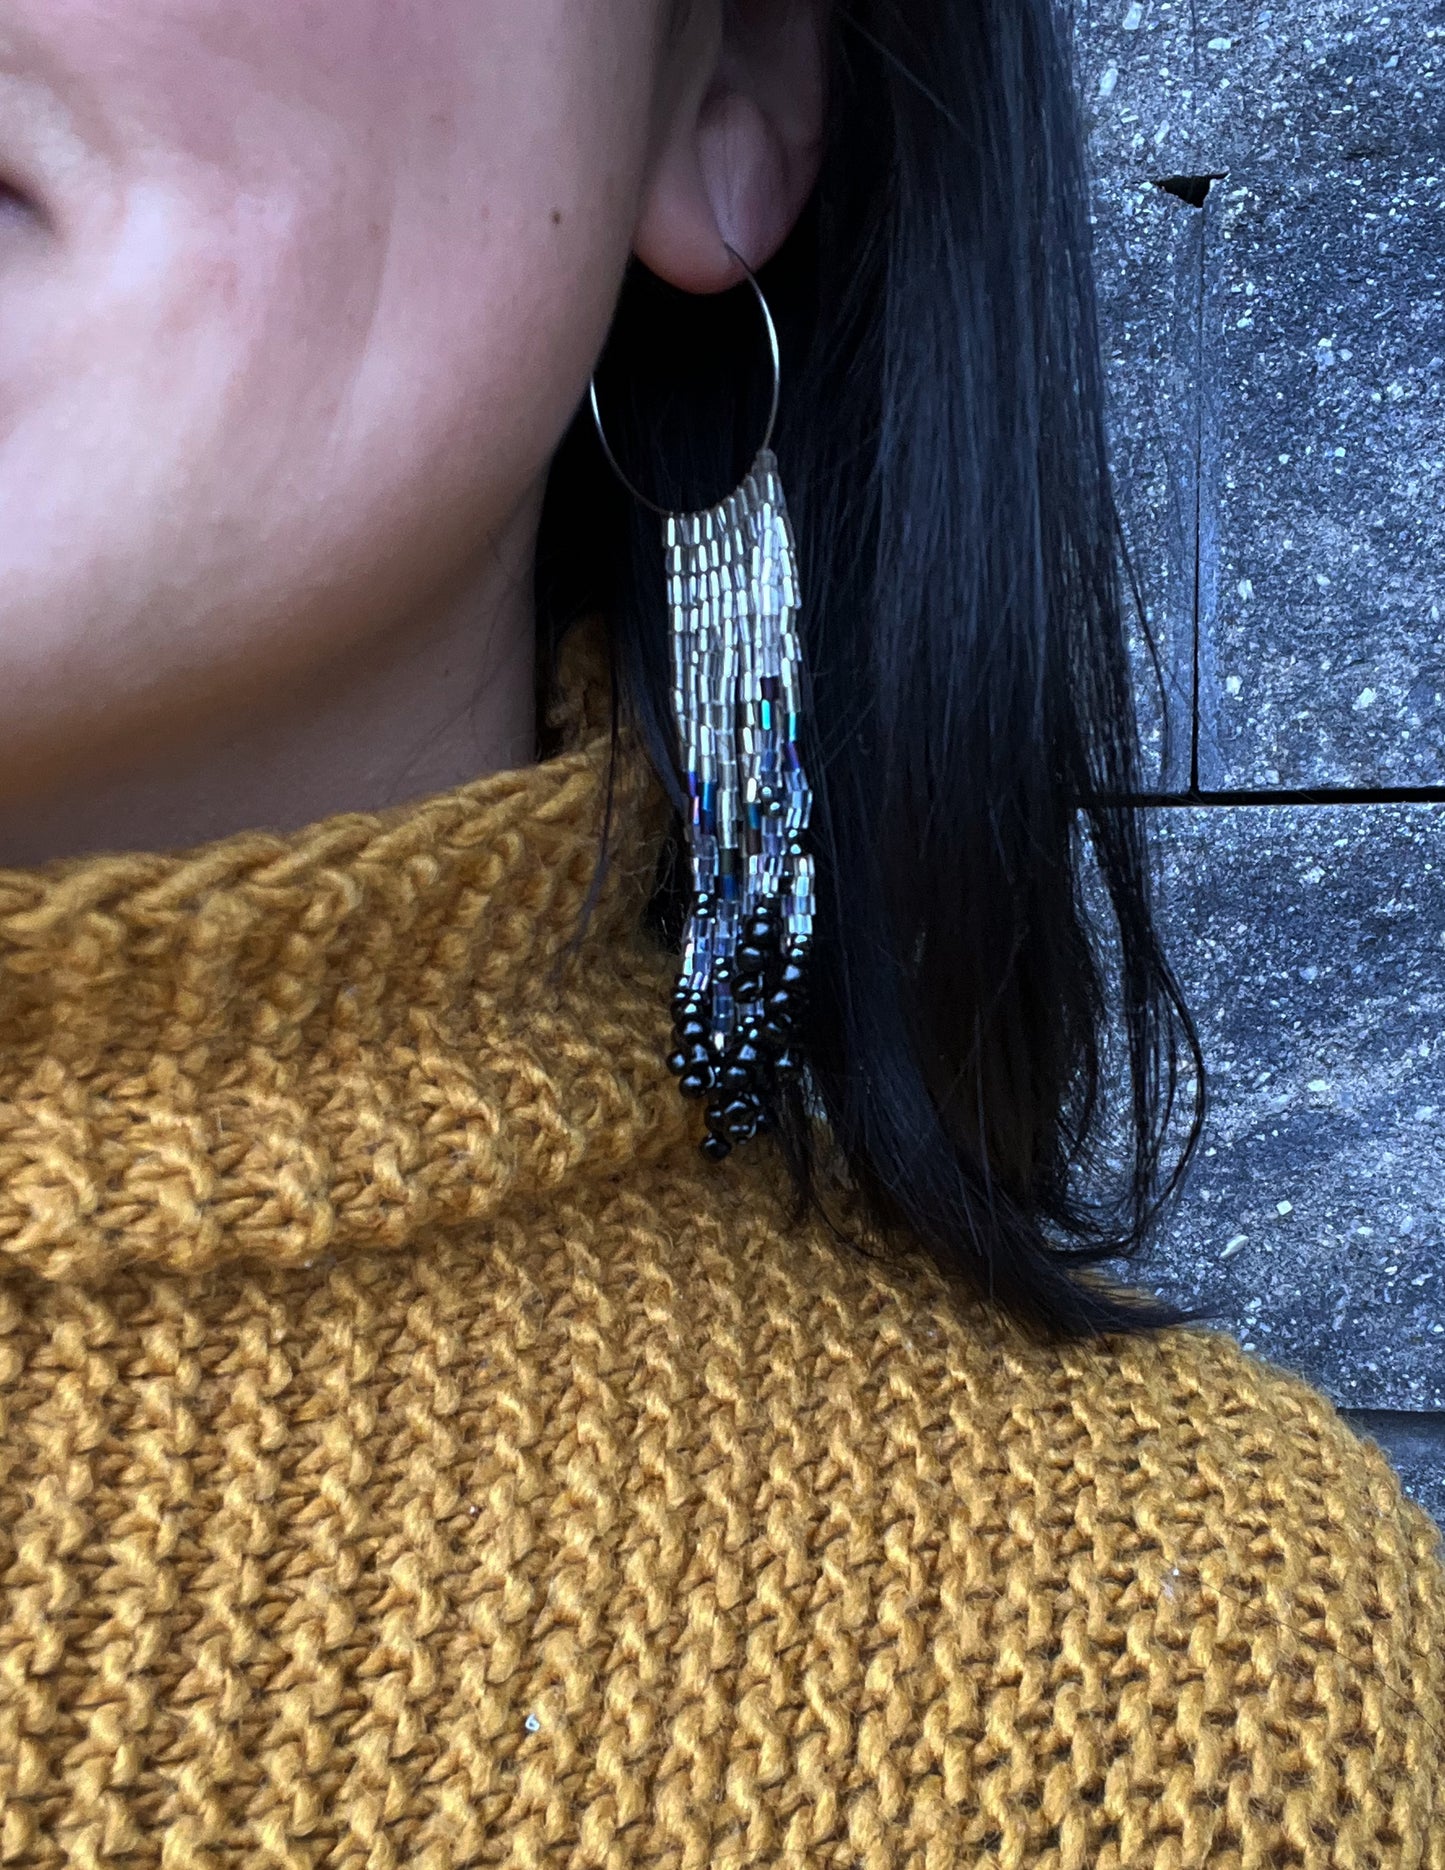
(573, 1144, 1445, 1856)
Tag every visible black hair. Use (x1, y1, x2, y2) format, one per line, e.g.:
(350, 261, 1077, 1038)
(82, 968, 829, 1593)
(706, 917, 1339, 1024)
(536, 0, 1228, 1344)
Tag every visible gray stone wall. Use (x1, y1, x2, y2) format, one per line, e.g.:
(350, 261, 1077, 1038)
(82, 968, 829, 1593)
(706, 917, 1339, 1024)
(1072, 0, 1445, 1523)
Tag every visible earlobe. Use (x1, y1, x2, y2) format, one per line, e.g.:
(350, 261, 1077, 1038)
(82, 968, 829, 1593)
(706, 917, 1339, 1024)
(695, 88, 797, 266)
(633, 0, 826, 295)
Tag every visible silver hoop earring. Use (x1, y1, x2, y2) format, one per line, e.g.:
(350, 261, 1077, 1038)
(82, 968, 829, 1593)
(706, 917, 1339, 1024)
(589, 251, 816, 1162)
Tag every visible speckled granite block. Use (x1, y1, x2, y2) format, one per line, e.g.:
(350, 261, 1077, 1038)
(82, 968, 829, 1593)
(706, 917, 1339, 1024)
(1196, 166, 1445, 786)
(1072, 0, 1445, 180)
(1072, 1, 1445, 1525)
(1186, 0, 1445, 170)
(1072, 0, 1205, 183)
(1092, 176, 1202, 790)
(1098, 803, 1445, 1413)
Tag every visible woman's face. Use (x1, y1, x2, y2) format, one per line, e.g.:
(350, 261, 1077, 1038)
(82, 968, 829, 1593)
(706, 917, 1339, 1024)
(0, 0, 820, 813)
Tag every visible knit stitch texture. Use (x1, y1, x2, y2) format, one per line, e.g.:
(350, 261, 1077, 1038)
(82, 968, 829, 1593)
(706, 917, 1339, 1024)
(0, 635, 1440, 1868)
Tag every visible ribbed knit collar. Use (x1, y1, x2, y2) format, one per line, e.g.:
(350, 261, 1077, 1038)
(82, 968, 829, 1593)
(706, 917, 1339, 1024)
(0, 628, 698, 1286)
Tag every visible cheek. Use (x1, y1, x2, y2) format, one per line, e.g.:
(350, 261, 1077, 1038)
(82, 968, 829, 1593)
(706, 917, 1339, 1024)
(0, 0, 656, 781)
(332, 7, 654, 534)
(126, 0, 665, 506)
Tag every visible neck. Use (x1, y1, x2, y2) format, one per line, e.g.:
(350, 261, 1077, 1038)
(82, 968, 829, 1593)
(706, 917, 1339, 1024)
(0, 550, 539, 869)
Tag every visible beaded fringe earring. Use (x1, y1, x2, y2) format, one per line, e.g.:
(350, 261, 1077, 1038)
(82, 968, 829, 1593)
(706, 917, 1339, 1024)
(589, 254, 816, 1161)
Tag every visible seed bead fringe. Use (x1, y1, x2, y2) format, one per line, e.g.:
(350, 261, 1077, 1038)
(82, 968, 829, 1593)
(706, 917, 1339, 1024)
(662, 447, 816, 1158)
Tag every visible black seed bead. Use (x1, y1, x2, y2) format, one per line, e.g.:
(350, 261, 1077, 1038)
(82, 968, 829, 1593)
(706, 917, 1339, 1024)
(678, 1067, 712, 1099)
(759, 1019, 789, 1050)
(731, 971, 763, 1000)
(675, 1015, 709, 1046)
(720, 1063, 752, 1094)
(666, 1048, 690, 1077)
(734, 942, 766, 973)
(700, 1132, 732, 1162)
(779, 961, 806, 993)
(723, 1101, 758, 1143)
(766, 988, 794, 1019)
(733, 1042, 761, 1071)
(774, 1049, 799, 1077)
(743, 913, 777, 945)
(753, 1103, 775, 1134)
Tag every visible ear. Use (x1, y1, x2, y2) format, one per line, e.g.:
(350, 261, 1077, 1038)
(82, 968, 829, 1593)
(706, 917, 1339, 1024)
(635, 0, 828, 293)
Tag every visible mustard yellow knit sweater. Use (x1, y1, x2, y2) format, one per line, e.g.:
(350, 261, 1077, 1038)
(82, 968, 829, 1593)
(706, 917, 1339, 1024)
(0, 648, 1440, 1870)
